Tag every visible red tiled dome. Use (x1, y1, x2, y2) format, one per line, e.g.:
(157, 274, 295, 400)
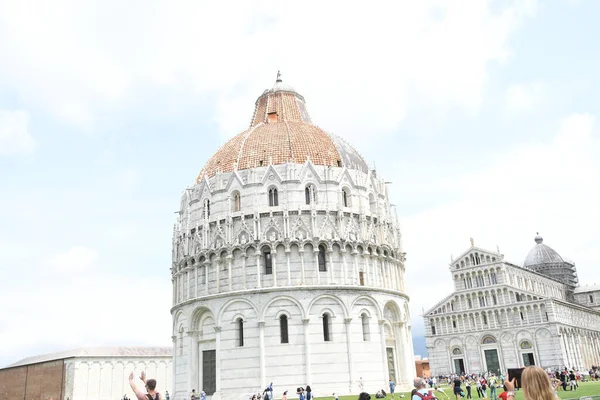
(196, 74, 368, 182)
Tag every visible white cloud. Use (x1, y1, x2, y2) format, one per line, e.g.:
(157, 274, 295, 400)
(0, 248, 171, 366)
(404, 112, 600, 335)
(0, 110, 35, 156)
(0, 1, 537, 139)
(45, 246, 99, 273)
(505, 83, 544, 114)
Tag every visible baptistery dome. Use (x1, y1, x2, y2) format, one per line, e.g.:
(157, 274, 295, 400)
(197, 73, 368, 181)
(171, 73, 414, 400)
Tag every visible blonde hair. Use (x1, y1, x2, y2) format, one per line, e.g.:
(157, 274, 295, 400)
(522, 366, 557, 400)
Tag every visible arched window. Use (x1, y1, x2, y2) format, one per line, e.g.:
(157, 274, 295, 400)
(481, 335, 496, 344)
(204, 199, 211, 219)
(236, 318, 244, 347)
(318, 245, 327, 272)
(232, 192, 241, 212)
(520, 340, 532, 350)
(361, 313, 370, 341)
(263, 248, 272, 275)
(280, 315, 289, 343)
(269, 187, 279, 207)
(305, 184, 316, 205)
(323, 313, 332, 341)
(342, 188, 350, 207)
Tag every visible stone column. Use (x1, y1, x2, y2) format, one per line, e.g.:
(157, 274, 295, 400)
(564, 332, 572, 369)
(344, 318, 354, 392)
(328, 250, 334, 284)
(315, 250, 321, 284)
(342, 249, 348, 285)
(259, 321, 266, 388)
(378, 319, 390, 383)
(303, 318, 312, 385)
(352, 250, 359, 286)
(172, 278, 176, 305)
(171, 335, 177, 396)
(177, 272, 185, 302)
(195, 266, 199, 298)
(204, 262, 210, 295)
(215, 257, 221, 294)
(286, 249, 291, 286)
(273, 247, 278, 288)
(364, 253, 370, 286)
(404, 324, 416, 384)
(256, 253, 262, 289)
(559, 331, 569, 368)
(300, 249, 306, 285)
(385, 258, 392, 289)
(393, 322, 407, 384)
(242, 255, 247, 290)
(188, 330, 199, 392)
(227, 254, 233, 291)
(186, 270, 190, 299)
(214, 326, 222, 398)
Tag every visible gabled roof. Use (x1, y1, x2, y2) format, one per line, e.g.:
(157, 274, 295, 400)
(5, 346, 172, 369)
(424, 292, 456, 316)
(452, 245, 503, 267)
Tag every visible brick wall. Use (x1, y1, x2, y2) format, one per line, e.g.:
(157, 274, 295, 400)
(0, 359, 65, 400)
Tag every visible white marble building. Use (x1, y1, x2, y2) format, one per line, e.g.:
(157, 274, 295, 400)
(1, 347, 172, 400)
(170, 74, 415, 400)
(424, 235, 600, 376)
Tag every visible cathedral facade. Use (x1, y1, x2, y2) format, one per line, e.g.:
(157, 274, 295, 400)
(424, 235, 600, 376)
(170, 75, 415, 400)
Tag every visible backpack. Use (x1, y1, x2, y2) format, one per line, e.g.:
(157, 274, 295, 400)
(414, 391, 436, 400)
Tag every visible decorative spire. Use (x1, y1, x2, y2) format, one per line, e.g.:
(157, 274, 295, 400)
(276, 70, 282, 83)
(534, 232, 543, 244)
(470, 237, 474, 247)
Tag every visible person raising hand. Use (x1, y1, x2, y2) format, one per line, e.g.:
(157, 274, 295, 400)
(129, 371, 161, 400)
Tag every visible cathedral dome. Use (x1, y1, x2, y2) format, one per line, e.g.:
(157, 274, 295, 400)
(197, 72, 369, 181)
(523, 233, 564, 268)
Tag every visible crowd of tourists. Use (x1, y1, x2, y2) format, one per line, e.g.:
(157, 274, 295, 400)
(124, 364, 600, 400)
(411, 365, 581, 400)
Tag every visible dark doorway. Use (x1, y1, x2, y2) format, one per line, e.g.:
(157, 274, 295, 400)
(202, 350, 216, 395)
(522, 353, 535, 366)
(454, 358, 465, 374)
(386, 348, 396, 381)
(484, 349, 501, 375)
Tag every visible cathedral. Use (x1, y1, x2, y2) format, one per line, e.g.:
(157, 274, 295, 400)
(170, 74, 415, 400)
(424, 235, 600, 376)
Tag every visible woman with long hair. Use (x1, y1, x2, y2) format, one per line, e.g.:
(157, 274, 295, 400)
(504, 366, 558, 400)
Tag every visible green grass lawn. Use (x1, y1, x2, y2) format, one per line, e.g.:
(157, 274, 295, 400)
(329, 381, 600, 400)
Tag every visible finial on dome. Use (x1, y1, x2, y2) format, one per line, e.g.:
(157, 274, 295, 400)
(534, 232, 543, 244)
(276, 70, 282, 83)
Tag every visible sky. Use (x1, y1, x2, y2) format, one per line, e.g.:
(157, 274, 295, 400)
(1, 0, 600, 366)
